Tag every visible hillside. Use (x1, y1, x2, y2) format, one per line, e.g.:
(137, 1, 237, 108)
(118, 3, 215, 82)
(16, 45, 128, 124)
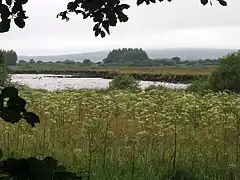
(18, 48, 236, 62)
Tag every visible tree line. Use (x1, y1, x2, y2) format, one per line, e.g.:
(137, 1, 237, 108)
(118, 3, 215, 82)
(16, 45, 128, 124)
(17, 47, 220, 67)
(0, 49, 18, 66)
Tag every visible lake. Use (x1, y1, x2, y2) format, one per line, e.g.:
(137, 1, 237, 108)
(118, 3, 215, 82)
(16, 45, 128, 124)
(10, 74, 190, 91)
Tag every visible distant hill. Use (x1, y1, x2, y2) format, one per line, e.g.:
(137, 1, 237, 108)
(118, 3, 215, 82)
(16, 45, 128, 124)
(18, 48, 236, 62)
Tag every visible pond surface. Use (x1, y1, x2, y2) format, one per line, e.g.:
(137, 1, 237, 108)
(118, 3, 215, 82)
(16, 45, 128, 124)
(10, 74, 190, 91)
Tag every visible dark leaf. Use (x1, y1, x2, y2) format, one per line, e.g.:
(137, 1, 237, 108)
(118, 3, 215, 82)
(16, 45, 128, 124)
(2, 86, 18, 98)
(137, 0, 144, 5)
(120, 4, 130, 9)
(100, 30, 105, 38)
(14, 17, 25, 28)
(15, 0, 28, 5)
(93, 11, 104, 22)
(201, 0, 208, 5)
(23, 112, 40, 127)
(5, 0, 12, 6)
(145, 0, 150, 5)
(0, 107, 22, 123)
(82, 12, 90, 19)
(218, 0, 227, 6)
(0, 19, 10, 32)
(107, 14, 117, 26)
(150, 0, 156, 3)
(74, 9, 83, 14)
(17, 10, 28, 19)
(12, 2, 23, 14)
(94, 28, 101, 37)
(102, 20, 110, 34)
(7, 96, 26, 112)
(0, 4, 11, 19)
(93, 23, 100, 31)
(67, 1, 79, 12)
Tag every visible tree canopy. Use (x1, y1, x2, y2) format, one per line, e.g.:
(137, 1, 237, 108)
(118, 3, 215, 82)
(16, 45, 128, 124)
(0, 49, 18, 66)
(0, 0, 227, 37)
(103, 48, 149, 64)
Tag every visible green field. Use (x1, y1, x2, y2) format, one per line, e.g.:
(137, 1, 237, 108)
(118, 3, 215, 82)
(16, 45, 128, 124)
(11, 65, 216, 75)
(2, 88, 240, 179)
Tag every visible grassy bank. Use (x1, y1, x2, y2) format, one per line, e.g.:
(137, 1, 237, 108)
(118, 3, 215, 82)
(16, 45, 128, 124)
(1, 88, 240, 179)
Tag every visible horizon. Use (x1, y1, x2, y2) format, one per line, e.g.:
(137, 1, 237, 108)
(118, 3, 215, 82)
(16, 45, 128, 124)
(18, 47, 237, 57)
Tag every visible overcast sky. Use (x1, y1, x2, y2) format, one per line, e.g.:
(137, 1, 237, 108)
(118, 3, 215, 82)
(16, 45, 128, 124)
(0, 0, 239, 55)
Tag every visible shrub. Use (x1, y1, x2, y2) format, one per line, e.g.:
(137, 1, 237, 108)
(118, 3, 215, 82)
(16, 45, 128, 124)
(108, 73, 140, 91)
(209, 50, 240, 93)
(186, 77, 211, 92)
(0, 52, 11, 87)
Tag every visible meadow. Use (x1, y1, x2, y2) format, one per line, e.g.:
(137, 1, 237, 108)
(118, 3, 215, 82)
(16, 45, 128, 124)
(1, 88, 240, 179)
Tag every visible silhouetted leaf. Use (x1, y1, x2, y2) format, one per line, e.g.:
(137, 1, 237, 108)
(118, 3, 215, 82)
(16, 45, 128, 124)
(12, 2, 23, 14)
(15, 0, 28, 5)
(218, 0, 227, 6)
(0, 19, 10, 32)
(100, 30, 105, 38)
(0, 107, 22, 123)
(2, 87, 18, 98)
(137, 0, 144, 5)
(150, 0, 156, 3)
(42, 157, 58, 170)
(14, 17, 25, 28)
(7, 96, 26, 112)
(0, 4, 11, 19)
(93, 11, 103, 22)
(94, 28, 101, 37)
(93, 23, 100, 31)
(201, 0, 208, 5)
(120, 4, 130, 9)
(23, 112, 40, 127)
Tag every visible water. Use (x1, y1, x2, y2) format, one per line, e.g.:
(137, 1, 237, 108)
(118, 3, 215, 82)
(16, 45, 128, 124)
(10, 74, 190, 91)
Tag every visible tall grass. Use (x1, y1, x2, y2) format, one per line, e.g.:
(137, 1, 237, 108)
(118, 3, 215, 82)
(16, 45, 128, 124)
(1, 89, 240, 179)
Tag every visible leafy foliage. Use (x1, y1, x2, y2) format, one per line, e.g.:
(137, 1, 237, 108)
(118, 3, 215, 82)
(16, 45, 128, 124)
(0, 0, 227, 36)
(0, 86, 39, 127)
(0, 49, 18, 66)
(209, 50, 240, 93)
(0, 156, 82, 179)
(0, 0, 28, 32)
(108, 73, 140, 91)
(103, 48, 149, 64)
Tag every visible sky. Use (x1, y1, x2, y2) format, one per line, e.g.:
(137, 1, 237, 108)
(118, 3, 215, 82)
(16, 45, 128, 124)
(0, 0, 239, 56)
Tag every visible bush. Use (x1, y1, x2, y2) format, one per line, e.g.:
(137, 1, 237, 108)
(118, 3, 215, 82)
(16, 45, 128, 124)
(186, 76, 211, 92)
(209, 50, 240, 93)
(0, 52, 11, 87)
(108, 73, 140, 91)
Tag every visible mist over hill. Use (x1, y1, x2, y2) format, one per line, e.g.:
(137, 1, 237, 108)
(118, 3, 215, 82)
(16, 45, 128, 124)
(18, 48, 236, 62)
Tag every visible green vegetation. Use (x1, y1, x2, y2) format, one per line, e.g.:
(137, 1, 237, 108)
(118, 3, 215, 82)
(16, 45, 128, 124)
(0, 49, 18, 66)
(0, 51, 12, 87)
(187, 50, 240, 93)
(108, 73, 140, 91)
(209, 50, 240, 93)
(0, 88, 239, 179)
